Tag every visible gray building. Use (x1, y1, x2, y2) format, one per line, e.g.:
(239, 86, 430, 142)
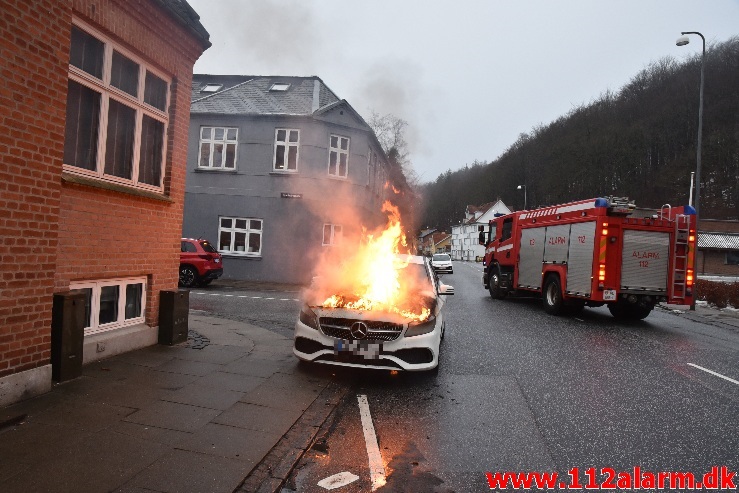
(184, 75, 396, 285)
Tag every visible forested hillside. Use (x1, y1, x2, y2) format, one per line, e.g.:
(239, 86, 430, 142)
(421, 37, 739, 232)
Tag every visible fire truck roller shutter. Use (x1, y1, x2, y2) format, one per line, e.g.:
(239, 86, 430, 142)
(621, 230, 670, 292)
(567, 221, 596, 296)
(518, 227, 546, 289)
(543, 224, 570, 264)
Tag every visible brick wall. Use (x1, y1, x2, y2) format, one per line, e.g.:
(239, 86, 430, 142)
(0, 0, 206, 380)
(57, 0, 205, 326)
(697, 251, 739, 276)
(0, 0, 70, 378)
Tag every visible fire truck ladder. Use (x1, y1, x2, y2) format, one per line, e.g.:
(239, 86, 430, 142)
(670, 214, 690, 300)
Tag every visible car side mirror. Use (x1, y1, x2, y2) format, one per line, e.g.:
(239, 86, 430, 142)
(478, 232, 485, 245)
(439, 284, 455, 296)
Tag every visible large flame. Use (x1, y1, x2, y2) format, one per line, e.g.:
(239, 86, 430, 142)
(312, 201, 432, 322)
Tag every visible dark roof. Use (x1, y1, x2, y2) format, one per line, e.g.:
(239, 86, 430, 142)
(190, 75, 342, 116)
(154, 0, 211, 49)
(698, 233, 739, 250)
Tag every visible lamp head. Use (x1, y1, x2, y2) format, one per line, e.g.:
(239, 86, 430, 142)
(517, 185, 524, 190)
(676, 35, 690, 47)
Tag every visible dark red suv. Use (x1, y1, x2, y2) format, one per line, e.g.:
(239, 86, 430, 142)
(180, 238, 223, 288)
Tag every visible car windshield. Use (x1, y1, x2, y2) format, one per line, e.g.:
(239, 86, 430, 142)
(401, 262, 434, 292)
(200, 240, 217, 253)
(433, 254, 450, 261)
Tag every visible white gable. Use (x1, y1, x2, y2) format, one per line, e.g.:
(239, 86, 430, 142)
(475, 200, 511, 224)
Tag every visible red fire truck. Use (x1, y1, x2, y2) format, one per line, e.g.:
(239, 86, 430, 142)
(479, 197, 696, 319)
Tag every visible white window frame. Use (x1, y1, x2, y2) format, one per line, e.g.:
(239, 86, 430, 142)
(70, 277, 147, 336)
(322, 224, 343, 246)
(198, 126, 239, 169)
(63, 19, 170, 192)
(273, 128, 300, 172)
(218, 216, 263, 256)
(328, 134, 350, 178)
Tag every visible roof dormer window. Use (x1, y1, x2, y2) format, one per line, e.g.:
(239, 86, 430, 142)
(201, 83, 222, 93)
(269, 83, 290, 92)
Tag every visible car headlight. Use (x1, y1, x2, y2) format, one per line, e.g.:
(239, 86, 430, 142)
(299, 305, 320, 331)
(405, 314, 437, 337)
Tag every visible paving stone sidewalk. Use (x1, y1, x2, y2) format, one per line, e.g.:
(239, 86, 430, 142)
(0, 314, 345, 493)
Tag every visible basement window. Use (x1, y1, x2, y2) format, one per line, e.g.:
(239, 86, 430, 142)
(201, 83, 222, 93)
(70, 277, 147, 336)
(269, 83, 290, 92)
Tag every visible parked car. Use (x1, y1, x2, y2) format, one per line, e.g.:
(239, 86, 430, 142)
(180, 238, 223, 288)
(293, 255, 454, 372)
(430, 253, 453, 274)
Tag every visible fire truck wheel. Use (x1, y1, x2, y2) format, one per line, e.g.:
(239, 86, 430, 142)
(608, 301, 652, 320)
(543, 275, 564, 315)
(488, 268, 507, 299)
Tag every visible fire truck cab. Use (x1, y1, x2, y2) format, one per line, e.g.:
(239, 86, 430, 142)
(479, 197, 696, 320)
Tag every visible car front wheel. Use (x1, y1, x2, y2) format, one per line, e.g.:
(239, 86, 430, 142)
(179, 265, 199, 288)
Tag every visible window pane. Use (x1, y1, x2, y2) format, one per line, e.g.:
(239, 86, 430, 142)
(275, 145, 285, 169)
(104, 99, 136, 179)
(248, 233, 261, 253)
(99, 285, 119, 325)
(287, 146, 297, 170)
(110, 51, 139, 97)
(201, 127, 212, 139)
(220, 218, 232, 228)
(64, 80, 100, 170)
(329, 151, 337, 174)
(339, 153, 347, 176)
(224, 143, 236, 168)
(250, 219, 262, 230)
(214, 128, 224, 140)
(69, 26, 104, 78)
(79, 287, 93, 329)
(727, 251, 739, 265)
(323, 224, 331, 244)
(125, 283, 143, 319)
(213, 143, 223, 168)
(330, 136, 338, 148)
(199, 143, 211, 167)
(234, 232, 246, 252)
(144, 71, 167, 111)
(276, 129, 286, 142)
(340, 137, 348, 150)
(235, 219, 247, 229)
(289, 130, 298, 142)
(219, 231, 231, 250)
(227, 128, 237, 140)
(138, 115, 163, 186)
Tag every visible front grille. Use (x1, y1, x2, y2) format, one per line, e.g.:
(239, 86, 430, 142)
(319, 317, 404, 342)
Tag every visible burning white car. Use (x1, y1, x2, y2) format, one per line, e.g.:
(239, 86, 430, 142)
(294, 255, 454, 371)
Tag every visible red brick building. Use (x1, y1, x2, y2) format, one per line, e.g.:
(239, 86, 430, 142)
(0, 0, 210, 405)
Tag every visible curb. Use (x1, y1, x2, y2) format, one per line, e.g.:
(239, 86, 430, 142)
(235, 380, 350, 493)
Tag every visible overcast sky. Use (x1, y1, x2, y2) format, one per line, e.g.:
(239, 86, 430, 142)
(187, 0, 738, 184)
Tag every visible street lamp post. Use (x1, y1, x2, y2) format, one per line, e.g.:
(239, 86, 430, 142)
(517, 184, 527, 210)
(676, 31, 705, 219)
(676, 31, 705, 312)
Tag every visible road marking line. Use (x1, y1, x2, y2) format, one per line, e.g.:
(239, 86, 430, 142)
(357, 394, 386, 490)
(687, 363, 739, 386)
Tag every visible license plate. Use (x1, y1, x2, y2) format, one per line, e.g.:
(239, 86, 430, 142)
(334, 339, 382, 360)
(603, 289, 617, 301)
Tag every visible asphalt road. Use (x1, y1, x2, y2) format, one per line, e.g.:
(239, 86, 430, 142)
(190, 265, 739, 492)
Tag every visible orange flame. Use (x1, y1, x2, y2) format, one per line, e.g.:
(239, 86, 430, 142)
(312, 201, 431, 322)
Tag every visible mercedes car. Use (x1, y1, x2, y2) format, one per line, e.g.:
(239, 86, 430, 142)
(293, 255, 454, 372)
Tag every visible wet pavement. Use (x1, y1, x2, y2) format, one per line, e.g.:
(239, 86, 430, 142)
(0, 314, 346, 493)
